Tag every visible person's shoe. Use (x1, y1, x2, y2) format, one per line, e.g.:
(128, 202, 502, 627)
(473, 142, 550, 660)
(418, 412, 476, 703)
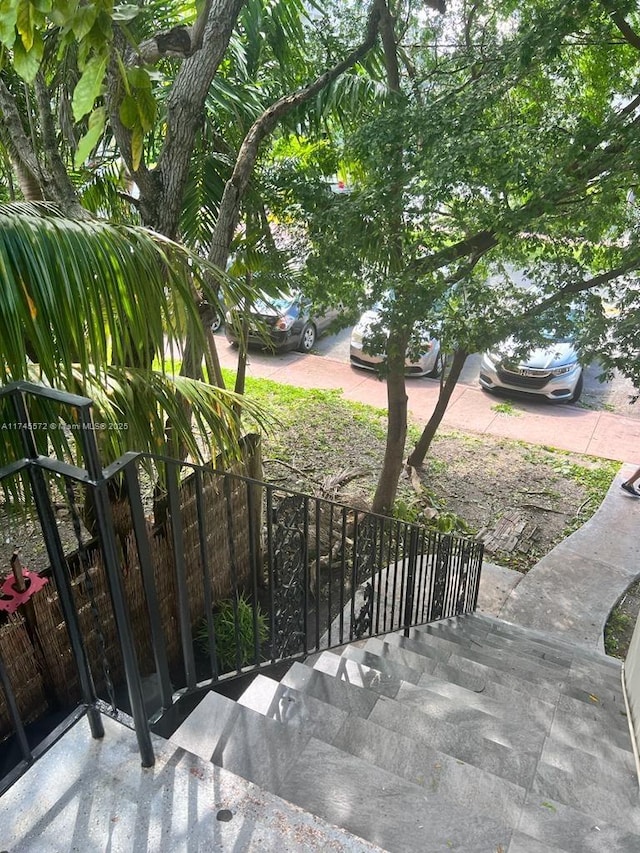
(621, 482, 639, 496)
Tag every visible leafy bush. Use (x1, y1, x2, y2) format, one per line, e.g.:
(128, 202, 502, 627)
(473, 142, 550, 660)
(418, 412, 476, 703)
(196, 594, 268, 672)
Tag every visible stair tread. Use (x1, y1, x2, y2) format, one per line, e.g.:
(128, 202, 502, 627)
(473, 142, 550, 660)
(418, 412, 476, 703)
(533, 760, 640, 834)
(365, 637, 555, 727)
(311, 651, 408, 698)
(465, 614, 624, 672)
(517, 790, 640, 852)
(386, 632, 568, 691)
(238, 674, 348, 743)
(540, 737, 637, 790)
(171, 691, 309, 790)
(332, 713, 527, 827)
(406, 627, 571, 677)
(549, 708, 634, 757)
(276, 736, 515, 853)
(394, 681, 550, 752)
(340, 644, 423, 685)
(418, 621, 574, 668)
(281, 660, 381, 715)
(369, 694, 539, 788)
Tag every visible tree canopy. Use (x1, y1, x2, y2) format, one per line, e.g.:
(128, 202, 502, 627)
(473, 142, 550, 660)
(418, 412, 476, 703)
(1, 0, 639, 510)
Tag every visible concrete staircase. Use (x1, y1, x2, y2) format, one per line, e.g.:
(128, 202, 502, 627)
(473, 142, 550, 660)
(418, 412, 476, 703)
(171, 613, 640, 852)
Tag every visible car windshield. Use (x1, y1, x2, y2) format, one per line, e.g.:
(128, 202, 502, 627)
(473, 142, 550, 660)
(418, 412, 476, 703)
(254, 293, 296, 313)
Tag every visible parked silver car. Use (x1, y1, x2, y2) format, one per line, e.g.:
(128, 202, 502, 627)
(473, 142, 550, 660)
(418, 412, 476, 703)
(479, 334, 583, 402)
(350, 307, 442, 377)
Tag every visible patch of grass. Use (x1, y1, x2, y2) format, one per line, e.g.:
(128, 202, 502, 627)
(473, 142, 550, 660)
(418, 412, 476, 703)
(491, 401, 520, 416)
(604, 608, 632, 657)
(556, 458, 621, 537)
(195, 594, 268, 672)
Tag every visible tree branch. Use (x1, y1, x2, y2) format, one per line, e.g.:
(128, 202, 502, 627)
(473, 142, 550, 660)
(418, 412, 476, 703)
(603, 5, 640, 50)
(33, 73, 87, 219)
(207, 0, 383, 269)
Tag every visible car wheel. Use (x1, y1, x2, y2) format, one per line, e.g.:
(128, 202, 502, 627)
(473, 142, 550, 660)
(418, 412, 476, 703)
(298, 323, 316, 353)
(568, 372, 583, 404)
(211, 311, 222, 333)
(427, 351, 444, 378)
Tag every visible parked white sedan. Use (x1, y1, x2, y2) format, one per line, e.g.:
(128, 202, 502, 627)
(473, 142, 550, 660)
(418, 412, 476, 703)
(350, 307, 442, 377)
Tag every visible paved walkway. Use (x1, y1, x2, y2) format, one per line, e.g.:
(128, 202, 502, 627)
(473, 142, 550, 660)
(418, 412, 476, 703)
(480, 463, 640, 652)
(221, 347, 640, 650)
(219, 347, 640, 462)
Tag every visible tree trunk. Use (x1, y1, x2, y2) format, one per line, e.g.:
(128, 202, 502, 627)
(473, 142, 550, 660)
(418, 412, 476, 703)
(406, 348, 468, 468)
(371, 330, 409, 515)
(206, 2, 382, 271)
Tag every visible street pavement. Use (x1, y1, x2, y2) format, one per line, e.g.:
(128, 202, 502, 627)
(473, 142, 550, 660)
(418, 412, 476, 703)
(218, 345, 640, 465)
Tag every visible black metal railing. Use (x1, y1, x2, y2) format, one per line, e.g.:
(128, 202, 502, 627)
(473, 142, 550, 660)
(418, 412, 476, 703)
(0, 381, 483, 790)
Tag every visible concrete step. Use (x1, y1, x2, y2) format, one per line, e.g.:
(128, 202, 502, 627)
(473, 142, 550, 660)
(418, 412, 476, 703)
(418, 619, 574, 669)
(373, 634, 561, 703)
(344, 643, 555, 737)
(237, 673, 348, 743)
(548, 706, 634, 758)
(311, 650, 409, 698)
(465, 613, 625, 674)
(366, 635, 560, 713)
(384, 630, 569, 692)
(331, 712, 527, 828)
(532, 758, 640, 835)
(170, 690, 310, 791)
(280, 660, 381, 716)
(539, 737, 639, 798)
(516, 789, 640, 852)
(368, 693, 539, 789)
(451, 613, 591, 659)
(409, 624, 571, 678)
(239, 674, 530, 831)
(275, 735, 515, 852)
(339, 643, 423, 686)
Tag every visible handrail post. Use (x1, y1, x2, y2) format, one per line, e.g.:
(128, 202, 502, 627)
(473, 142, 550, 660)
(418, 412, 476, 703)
(403, 526, 420, 638)
(78, 407, 155, 767)
(11, 390, 105, 741)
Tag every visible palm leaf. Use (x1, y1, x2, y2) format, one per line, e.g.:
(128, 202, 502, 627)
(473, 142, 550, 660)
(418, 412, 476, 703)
(0, 202, 266, 468)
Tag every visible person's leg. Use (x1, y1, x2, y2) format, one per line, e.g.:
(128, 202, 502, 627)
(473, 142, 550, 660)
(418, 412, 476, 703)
(621, 465, 640, 495)
(624, 466, 640, 486)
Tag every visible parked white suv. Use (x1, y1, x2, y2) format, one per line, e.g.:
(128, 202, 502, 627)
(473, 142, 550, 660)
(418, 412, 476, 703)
(479, 334, 583, 402)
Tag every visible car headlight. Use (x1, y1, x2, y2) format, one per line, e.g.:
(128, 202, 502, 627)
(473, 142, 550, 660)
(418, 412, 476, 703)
(484, 351, 500, 366)
(550, 362, 577, 376)
(351, 329, 363, 346)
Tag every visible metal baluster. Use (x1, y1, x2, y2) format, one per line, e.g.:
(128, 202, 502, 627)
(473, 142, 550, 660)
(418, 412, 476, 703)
(166, 461, 196, 690)
(123, 461, 173, 707)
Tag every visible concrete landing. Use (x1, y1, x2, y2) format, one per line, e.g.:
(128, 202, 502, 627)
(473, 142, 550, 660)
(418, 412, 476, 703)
(0, 714, 382, 853)
(500, 463, 640, 651)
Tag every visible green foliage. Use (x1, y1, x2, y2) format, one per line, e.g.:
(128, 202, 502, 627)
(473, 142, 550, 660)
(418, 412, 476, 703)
(556, 458, 621, 536)
(196, 594, 268, 672)
(604, 608, 631, 658)
(491, 402, 521, 417)
(0, 202, 268, 467)
(392, 496, 470, 535)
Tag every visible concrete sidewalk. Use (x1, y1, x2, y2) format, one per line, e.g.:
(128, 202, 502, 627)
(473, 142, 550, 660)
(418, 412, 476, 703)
(219, 347, 640, 463)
